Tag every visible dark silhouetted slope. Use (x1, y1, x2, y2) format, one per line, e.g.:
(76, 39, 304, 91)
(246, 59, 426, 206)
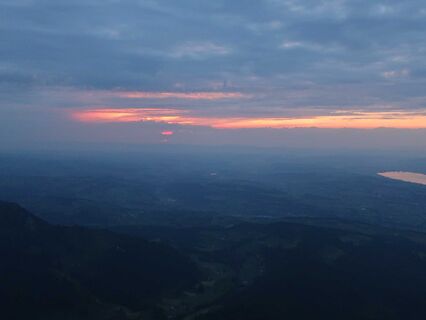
(116, 221, 426, 320)
(0, 201, 200, 320)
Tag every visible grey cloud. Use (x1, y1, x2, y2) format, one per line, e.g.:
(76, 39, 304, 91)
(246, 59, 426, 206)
(1, 0, 426, 113)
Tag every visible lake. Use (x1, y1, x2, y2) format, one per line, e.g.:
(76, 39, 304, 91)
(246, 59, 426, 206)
(378, 171, 426, 186)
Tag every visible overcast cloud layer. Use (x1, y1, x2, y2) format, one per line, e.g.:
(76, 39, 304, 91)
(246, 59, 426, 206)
(1, 0, 426, 149)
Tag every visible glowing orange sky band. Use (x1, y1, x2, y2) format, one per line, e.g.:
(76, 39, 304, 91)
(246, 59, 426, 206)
(72, 108, 426, 129)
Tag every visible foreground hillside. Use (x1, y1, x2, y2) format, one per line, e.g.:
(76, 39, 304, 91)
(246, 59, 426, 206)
(3, 200, 426, 319)
(117, 221, 426, 320)
(0, 201, 200, 320)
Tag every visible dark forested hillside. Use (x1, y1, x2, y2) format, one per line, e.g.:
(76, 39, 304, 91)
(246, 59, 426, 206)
(116, 221, 426, 320)
(0, 201, 200, 320)
(3, 200, 426, 319)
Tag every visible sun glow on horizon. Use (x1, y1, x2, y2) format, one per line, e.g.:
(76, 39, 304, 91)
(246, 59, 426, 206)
(71, 108, 426, 129)
(161, 130, 174, 136)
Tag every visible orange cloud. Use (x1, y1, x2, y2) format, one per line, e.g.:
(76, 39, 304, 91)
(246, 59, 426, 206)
(72, 108, 187, 123)
(71, 108, 426, 129)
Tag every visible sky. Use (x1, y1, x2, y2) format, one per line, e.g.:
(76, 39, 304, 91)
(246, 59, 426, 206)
(1, 0, 426, 150)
